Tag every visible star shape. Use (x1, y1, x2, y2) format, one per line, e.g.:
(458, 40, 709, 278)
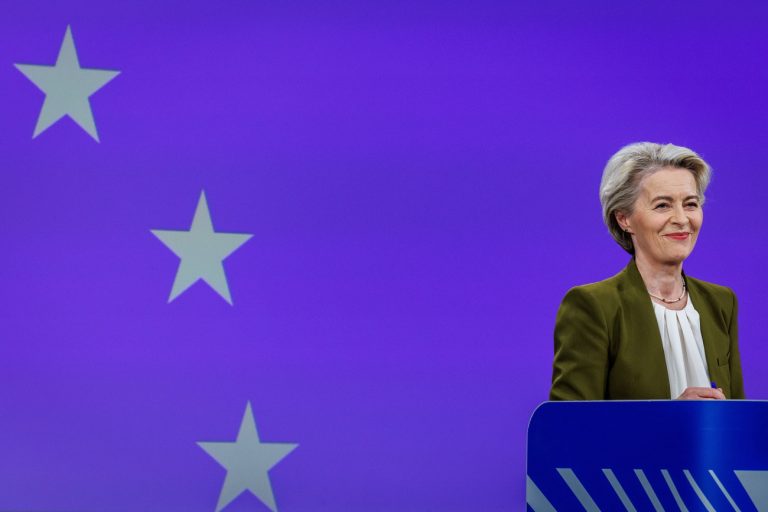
(198, 402, 298, 512)
(151, 191, 252, 304)
(15, 25, 120, 141)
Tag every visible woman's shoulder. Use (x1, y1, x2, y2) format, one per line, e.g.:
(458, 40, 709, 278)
(686, 274, 737, 303)
(560, 267, 628, 306)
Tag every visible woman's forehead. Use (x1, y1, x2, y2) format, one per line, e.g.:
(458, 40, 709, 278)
(639, 167, 698, 196)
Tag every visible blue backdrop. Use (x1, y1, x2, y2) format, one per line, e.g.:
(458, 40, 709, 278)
(1, 1, 766, 510)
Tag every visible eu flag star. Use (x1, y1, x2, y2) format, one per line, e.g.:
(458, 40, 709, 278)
(198, 402, 298, 512)
(151, 191, 253, 304)
(15, 25, 120, 141)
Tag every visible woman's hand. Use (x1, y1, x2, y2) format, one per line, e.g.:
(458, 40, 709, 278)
(676, 387, 726, 400)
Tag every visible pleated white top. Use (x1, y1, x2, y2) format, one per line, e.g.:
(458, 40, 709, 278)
(652, 297, 710, 399)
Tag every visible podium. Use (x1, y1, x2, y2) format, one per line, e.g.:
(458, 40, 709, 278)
(526, 401, 768, 511)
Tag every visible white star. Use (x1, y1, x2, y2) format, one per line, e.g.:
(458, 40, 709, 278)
(198, 402, 298, 512)
(14, 25, 120, 141)
(151, 191, 252, 304)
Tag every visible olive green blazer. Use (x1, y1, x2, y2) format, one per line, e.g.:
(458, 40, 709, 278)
(550, 259, 745, 400)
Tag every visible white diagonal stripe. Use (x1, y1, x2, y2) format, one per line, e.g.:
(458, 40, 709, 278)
(709, 470, 741, 511)
(662, 469, 689, 512)
(684, 470, 715, 512)
(634, 469, 664, 512)
(603, 469, 637, 511)
(557, 468, 601, 512)
(526, 475, 556, 512)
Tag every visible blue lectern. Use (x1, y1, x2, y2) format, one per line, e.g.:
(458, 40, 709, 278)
(527, 401, 768, 511)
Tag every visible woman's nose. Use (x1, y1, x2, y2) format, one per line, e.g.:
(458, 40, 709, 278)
(670, 204, 688, 225)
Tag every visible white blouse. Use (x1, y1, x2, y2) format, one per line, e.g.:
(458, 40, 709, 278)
(652, 297, 711, 399)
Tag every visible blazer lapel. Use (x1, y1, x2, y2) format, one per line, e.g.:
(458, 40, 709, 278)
(620, 259, 671, 398)
(685, 276, 728, 390)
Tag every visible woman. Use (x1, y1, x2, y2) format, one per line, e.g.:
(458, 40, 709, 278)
(550, 142, 745, 400)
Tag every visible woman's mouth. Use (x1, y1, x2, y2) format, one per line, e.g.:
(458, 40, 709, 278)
(664, 232, 690, 241)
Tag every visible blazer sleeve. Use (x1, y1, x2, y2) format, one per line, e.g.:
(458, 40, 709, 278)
(728, 290, 746, 399)
(550, 287, 611, 400)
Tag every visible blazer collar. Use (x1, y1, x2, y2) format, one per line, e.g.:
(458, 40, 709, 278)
(685, 276, 723, 385)
(619, 258, 671, 398)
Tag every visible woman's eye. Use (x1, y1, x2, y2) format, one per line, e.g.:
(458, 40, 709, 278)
(685, 202, 699, 208)
(654, 203, 669, 209)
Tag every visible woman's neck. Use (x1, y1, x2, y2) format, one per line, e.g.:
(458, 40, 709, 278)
(634, 253, 684, 298)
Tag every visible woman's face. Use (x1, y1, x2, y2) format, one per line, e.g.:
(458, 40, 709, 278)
(617, 167, 703, 266)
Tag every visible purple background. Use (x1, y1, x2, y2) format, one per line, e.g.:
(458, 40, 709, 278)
(1, 1, 766, 510)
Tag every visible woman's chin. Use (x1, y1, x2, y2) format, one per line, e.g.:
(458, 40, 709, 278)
(643, 249, 692, 266)
(663, 251, 692, 265)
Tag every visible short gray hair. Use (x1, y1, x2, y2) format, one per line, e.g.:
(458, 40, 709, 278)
(599, 142, 711, 254)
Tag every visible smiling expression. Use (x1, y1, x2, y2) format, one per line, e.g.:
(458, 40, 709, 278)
(616, 167, 703, 266)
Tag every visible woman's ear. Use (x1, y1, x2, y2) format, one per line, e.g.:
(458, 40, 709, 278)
(615, 211, 632, 234)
